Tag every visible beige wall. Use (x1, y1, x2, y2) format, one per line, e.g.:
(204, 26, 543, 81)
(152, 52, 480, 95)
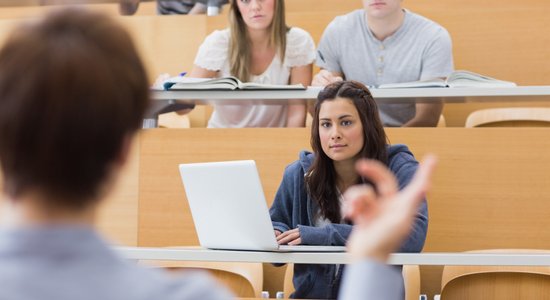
(135, 128, 550, 250)
(2, 127, 550, 294)
(135, 128, 550, 296)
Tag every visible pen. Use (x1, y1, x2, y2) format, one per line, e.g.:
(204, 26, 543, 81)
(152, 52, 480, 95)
(317, 50, 326, 63)
(179, 72, 187, 77)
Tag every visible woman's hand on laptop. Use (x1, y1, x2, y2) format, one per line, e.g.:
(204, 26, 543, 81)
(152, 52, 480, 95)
(276, 228, 302, 245)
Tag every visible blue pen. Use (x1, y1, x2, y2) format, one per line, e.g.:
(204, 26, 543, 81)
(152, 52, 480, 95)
(179, 72, 187, 77)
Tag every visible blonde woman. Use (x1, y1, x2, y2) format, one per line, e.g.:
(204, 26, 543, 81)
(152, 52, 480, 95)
(190, 0, 315, 127)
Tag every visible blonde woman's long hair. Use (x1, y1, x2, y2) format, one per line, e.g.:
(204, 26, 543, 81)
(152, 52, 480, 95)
(228, 0, 288, 82)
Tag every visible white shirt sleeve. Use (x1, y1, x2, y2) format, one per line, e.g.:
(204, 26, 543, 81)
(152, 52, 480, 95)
(193, 29, 230, 71)
(284, 27, 316, 68)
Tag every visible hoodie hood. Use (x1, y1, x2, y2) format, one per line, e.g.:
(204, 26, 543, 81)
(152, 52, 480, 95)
(387, 143, 414, 161)
(298, 150, 315, 173)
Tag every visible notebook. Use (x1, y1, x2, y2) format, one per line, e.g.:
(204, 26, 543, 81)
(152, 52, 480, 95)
(163, 75, 306, 91)
(179, 160, 346, 252)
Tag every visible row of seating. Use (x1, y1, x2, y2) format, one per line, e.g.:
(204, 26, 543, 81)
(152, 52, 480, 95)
(139, 249, 550, 299)
(440, 250, 550, 299)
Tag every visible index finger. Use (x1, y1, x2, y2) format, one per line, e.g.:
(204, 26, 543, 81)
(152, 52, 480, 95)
(398, 154, 437, 209)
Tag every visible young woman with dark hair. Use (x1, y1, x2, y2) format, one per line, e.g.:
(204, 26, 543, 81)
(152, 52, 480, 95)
(270, 80, 429, 299)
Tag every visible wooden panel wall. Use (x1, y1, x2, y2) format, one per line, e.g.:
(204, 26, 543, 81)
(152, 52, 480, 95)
(408, 0, 550, 86)
(285, 0, 362, 12)
(96, 136, 141, 246)
(136, 128, 550, 296)
(137, 128, 311, 246)
(0, 18, 18, 46)
(118, 15, 208, 83)
(0, 3, 131, 18)
(137, 128, 550, 250)
(0, 133, 140, 248)
(0, 0, 130, 5)
(0, 2, 156, 18)
(405, 0, 550, 126)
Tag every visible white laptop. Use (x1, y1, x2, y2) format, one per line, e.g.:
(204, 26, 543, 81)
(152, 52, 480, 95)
(179, 160, 346, 252)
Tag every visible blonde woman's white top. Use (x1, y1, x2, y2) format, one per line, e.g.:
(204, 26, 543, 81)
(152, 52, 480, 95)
(194, 27, 315, 128)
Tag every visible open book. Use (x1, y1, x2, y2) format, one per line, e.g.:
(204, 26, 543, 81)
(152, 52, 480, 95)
(163, 76, 305, 90)
(377, 70, 517, 89)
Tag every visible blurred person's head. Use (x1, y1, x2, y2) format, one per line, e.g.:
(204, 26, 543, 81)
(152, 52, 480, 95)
(0, 8, 149, 212)
(228, 0, 288, 81)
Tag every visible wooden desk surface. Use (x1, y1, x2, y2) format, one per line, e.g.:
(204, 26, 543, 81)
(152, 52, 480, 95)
(119, 247, 550, 266)
(152, 86, 550, 103)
